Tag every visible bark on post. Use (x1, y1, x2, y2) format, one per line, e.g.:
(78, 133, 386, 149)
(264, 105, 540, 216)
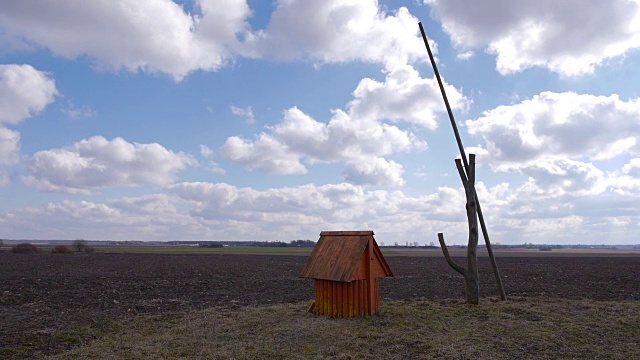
(438, 154, 479, 305)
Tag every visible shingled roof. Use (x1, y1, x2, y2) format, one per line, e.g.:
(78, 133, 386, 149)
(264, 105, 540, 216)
(300, 231, 393, 282)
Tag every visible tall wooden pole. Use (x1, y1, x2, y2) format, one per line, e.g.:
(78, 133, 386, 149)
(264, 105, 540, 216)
(418, 22, 506, 301)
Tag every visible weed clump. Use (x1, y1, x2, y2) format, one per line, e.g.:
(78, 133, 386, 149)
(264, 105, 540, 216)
(11, 243, 42, 254)
(52, 245, 74, 254)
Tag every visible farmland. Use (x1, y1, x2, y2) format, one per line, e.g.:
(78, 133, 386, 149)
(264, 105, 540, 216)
(1, 250, 639, 358)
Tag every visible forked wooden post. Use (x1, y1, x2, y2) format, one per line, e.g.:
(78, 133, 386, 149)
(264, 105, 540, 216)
(438, 155, 480, 305)
(418, 21, 506, 301)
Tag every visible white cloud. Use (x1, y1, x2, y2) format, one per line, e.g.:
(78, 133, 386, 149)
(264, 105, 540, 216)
(0, 1, 432, 79)
(220, 65, 466, 185)
(4, 175, 640, 243)
(205, 162, 226, 175)
(466, 92, 640, 168)
(343, 158, 404, 186)
(0, 126, 20, 166)
(0, 172, 9, 187)
(517, 158, 605, 195)
(456, 50, 474, 61)
(200, 145, 214, 158)
(22, 136, 197, 194)
(245, 0, 426, 70)
(426, 0, 640, 76)
(455, 90, 640, 243)
(0, 64, 57, 124)
(220, 133, 308, 175)
(61, 101, 96, 120)
(0, 0, 253, 80)
(348, 65, 468, 129)
(623, 158, 640, 178)
(169, 181, 467, 235)
(220, 107, 414, 184)
(230, 105, 255, 124)
(0, 195, 220, 241)
(0, 64, 57, 188)
(199, 144, 225, 174)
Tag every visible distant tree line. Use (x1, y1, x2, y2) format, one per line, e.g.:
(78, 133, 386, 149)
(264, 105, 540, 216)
(197, 240, 315, 248)
(198, 242, 224, 248)
(252, 240, 316, 248)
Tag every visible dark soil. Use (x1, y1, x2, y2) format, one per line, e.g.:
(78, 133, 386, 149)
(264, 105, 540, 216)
(1, 253, 638, 357)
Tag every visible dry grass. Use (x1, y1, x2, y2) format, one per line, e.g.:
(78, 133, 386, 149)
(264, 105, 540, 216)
(45, 297, 639, 359)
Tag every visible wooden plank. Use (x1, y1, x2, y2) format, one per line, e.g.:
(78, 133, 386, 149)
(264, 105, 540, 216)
(323, 280, 330, 316)
(332, 282, 338, 318)
(364, 279, 369, 315)
(342, 282, 348, 318)
(315, 280, 322, 315)
(358, 280, 367, 315)
(353, 280, 359, 316)
(322, 280, 328, 316)
(348, 281, 354, 318)
(336, 282, 343, 318)
(374, 278, 379, 313)
(322, 280, 332, 315)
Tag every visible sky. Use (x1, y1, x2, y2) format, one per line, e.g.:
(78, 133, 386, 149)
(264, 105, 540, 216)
(1, 0, 640, 245)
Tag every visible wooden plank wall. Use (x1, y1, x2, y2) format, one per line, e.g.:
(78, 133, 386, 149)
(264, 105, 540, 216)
(314, 279, 381, 318)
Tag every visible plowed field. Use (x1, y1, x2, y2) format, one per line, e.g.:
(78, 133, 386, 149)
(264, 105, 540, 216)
(1, 252, 638, 356)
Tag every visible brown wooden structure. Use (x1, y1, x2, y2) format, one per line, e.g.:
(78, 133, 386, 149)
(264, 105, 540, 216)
(300, 231, 393, 318)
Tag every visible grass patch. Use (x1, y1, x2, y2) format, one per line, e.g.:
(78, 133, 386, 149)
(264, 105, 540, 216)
(94, 246, 400, 256)
(94, 246, 314, 255)
(47, 297, 640, 359)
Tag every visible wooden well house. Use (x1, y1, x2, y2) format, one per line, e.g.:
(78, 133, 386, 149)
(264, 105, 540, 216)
(300, 231, 393, 318)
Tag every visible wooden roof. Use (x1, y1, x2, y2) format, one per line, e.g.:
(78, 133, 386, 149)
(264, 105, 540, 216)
(300, 231, 393, 282)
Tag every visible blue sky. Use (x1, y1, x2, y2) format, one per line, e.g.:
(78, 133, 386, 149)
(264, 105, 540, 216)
(1, 0, 640, 245)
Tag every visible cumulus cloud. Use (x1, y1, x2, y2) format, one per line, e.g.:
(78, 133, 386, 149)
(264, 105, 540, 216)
(200, 145, 214, 158)
(426, 0, 640, 76)
(458, 91, 640, 242)
(0, 0, 252, 80)
(0, 64, 57, 187)
(220, 133, 308, 175)
(0, 1, 430, 79)
(343, 158, 405, 186)
(245, 0, 426, 70)
(199, 145, 226, 175)
(4, 174, 640, 243)
(230, 105, 255, 124)
(0, 195, 221, 241)
(0, 127, 20, 166)
(348, 65, 468, 129)
(23, 136, 197, 194)
(456, 50, 474, 61)
(0, 126, 14, 186)
(169, 181, 467, 233)
(220, 65, 466, 185)
(220, 107, 413, 184)
(466, 92, 640, 169)
(61, 101, 96, 120)
(518, 159, 605, 195)
(3, 183, 452, 241)
(623, 158, 640, 178)
(0, 64, 57, 124)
